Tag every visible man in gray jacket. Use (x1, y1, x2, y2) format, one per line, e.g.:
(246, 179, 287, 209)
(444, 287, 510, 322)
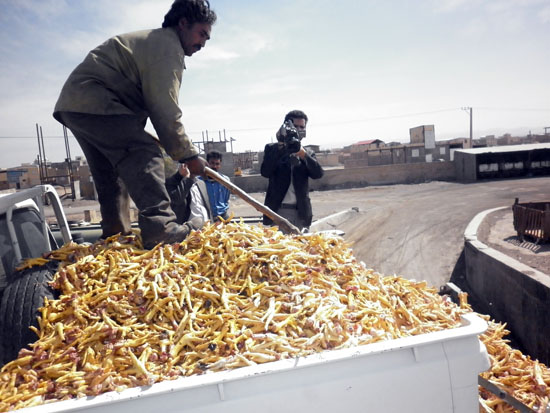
(53, 0, 216, 249)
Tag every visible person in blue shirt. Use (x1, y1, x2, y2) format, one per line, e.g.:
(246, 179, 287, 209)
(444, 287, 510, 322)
(189, 150, 231, 224)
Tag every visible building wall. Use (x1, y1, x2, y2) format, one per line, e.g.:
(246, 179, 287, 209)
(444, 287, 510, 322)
(436, 144, 451, 161)
(304, 144, 320, 153)
(315, 153, 341, 167)
(344, 141, 450, 168)
(367, 150, 394, 166)
(0, 171, 9, 190)
(80, 181, 97, 200)
(404, 145, 427, 163)
(454, 151, 478, 182)
(464, 237, 550, 364)
(350, 140, 383, 153)
(232, 162, 456, 193)
(77, 165, 96, 200)
(455, 146, 550, 182)
(233, 152, 257, 170)
(204, 141, 228, 154)
(18, 173, 31, 189)
(13, 165, 41, 187)
(217, 152, 235, 177)
(7, 170, 24, 188)
(409, 125, 435, 147)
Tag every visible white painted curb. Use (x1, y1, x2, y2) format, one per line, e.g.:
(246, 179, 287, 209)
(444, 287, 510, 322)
(310, 207, 360, 232)
(464, 207, 549, 280)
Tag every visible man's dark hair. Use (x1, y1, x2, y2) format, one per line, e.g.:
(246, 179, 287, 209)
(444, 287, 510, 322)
(162, 0, 217, 28)
(284, 110, 308, 124)
(207, 150, 222, 162)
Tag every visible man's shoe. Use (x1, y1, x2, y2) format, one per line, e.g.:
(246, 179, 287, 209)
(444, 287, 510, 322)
(142, 218, 204, 249)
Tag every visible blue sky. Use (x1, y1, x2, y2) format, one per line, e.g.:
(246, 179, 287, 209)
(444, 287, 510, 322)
(0, 0, 549, 168)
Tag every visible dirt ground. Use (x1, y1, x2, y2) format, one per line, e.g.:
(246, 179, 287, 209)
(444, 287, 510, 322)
(50, 175, 550, 289)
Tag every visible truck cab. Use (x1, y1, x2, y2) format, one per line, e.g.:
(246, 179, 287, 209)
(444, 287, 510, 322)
(0, 185, 72, 365)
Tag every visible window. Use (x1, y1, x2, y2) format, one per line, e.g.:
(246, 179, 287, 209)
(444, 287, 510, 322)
(479, 163, 498, 172)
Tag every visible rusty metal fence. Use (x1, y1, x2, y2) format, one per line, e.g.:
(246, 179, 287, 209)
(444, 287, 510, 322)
(512, 198, 550, 243)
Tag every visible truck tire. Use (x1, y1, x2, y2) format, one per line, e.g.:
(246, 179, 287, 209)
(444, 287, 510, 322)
(0, 264, 59, 366)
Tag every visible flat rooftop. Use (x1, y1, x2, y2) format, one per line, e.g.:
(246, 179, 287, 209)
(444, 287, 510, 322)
(456, 143, 550, 155)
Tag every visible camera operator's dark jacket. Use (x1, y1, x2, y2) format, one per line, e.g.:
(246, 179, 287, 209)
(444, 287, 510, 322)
(261, 143, 324, 227)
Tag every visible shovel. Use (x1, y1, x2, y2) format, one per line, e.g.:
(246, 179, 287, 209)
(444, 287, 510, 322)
(204, 166, 301, 235)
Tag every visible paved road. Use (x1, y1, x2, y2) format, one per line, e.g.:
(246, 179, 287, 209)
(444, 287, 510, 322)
(231, 176, 550, 288)
(50, 176, 550, 289)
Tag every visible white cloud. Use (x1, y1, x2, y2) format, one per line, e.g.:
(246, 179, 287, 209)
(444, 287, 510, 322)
(433, 0, 547, 13)
(90, 0, 170, 34)
(10, 0, 70, 20)
(539, 5, 550, 23)
(432, 0, 550, 37)
(1, 1, 549, 167)
(245, 76, 301, 97)
(186, 24, 273, 68)
(194, 46, 240, 62)
(51, 30, 109, 61)
(220, 26, 272, 55)
(432, 0, 482, 13)
(486, 0, 548, 12)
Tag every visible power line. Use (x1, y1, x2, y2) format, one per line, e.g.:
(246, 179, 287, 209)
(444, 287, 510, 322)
(1, 106, 548, 139)
(196, 108, 464, 133)
(0, 135, 70, 139)
(476, 107, 550, 112)
(317, 108, 462, 126)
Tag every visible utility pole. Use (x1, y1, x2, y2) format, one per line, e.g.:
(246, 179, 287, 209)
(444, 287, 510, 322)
(39, 126, 49, 182)
(63, 125, 75, 201)
(35, 123, 49, 183)
(35, 123, 43, 184)
(461, 107, 473, 148)
(544, 127, 550, 135)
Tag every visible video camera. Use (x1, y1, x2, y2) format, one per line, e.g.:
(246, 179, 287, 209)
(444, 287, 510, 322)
(277, 120, 302, 154)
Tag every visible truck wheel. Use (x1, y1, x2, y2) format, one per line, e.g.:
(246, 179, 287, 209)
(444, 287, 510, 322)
(0, 264, 59, 366)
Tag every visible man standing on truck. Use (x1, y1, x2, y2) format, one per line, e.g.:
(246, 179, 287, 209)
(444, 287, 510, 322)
(52, 0, 216, 249)
(261, 110, 324, 232)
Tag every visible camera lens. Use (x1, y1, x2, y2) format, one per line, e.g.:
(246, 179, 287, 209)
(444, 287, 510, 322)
(286, 139, 301, 154)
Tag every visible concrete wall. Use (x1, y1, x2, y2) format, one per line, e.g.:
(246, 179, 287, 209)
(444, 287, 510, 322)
(232, 161, 456, 193)
(367, 151, 394, 166)
(454, 151, 478, 182)
(455, 145, 550, 182)
(315, 153, 341, 167)
(464, 209, 550, 364)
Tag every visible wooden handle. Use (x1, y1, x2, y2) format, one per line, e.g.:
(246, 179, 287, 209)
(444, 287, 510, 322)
(204, 167, 301, 235)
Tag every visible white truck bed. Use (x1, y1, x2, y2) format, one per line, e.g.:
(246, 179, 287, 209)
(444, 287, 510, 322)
(17, 313, 489, 413)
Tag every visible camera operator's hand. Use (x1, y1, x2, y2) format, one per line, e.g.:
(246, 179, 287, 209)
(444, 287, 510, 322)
(276, 124, 286, 141)
(295, 146, 306, 159)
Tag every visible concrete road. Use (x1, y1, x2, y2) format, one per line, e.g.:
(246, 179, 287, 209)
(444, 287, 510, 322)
(50, 176, 550, 289)
(231, 176, 550, 288)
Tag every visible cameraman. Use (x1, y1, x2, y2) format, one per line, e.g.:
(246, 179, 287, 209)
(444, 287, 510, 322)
(260, 110, 324, 232)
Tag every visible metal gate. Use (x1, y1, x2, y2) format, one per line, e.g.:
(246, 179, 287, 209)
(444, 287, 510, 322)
(512, 198, 550, 243)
